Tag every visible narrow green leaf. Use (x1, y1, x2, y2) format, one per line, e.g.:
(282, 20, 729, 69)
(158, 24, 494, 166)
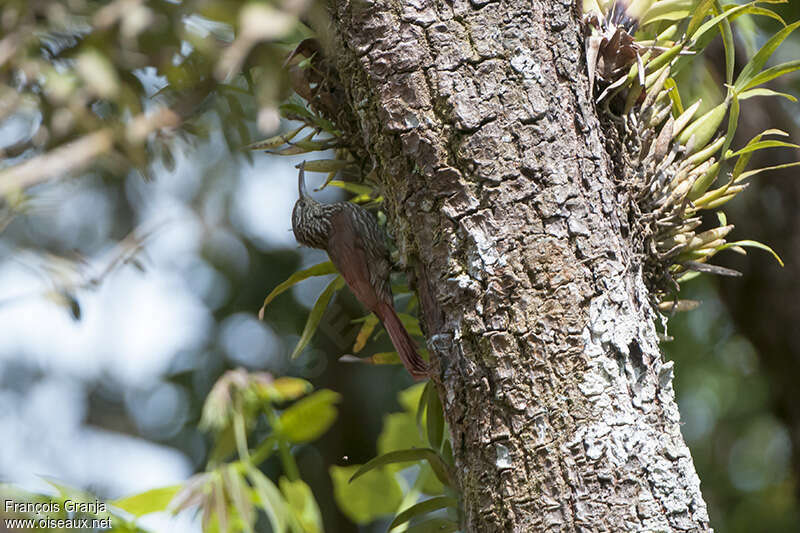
(338, 352, 404, 365)
(397, 313, 423, 337)
(738, 87, 798, 102)
(246, 126, 305, 151)
(290, 275, 346, 360)
(425, 385, 445, 451)
(349, 449, 454, 488)
(370, 351, 402, 364)
(112, 486, 181, 517)
(729, 140, 800, 157)
(416, 381, 432, 438)
(269, 142, 326, 156)
(300, 159, 353, 173)
(718, 240, 784, 266)
(690, 3, 750, 44)
(279, 389, 341, 443)
(352, 313, 379, 353)
(734, 20, 800, 92)
(664, 78, 684, 115)
(389, 497, 459, 530)
(279, 99, 338, 135)
(280, 478, 323, 533)
(715, 0, 735, 86)
(267, 131, 334, 155)
(247, 467, 289, 533)
(329, 465, 403, 524)
(258, 261, 337, 320)
(279, 101, 316, 123)
(721, 94, 739, 158)
(379, 413, 427, 463)
(641, 0, 692, 26)
(741, 60, 800, 92)
(325, 180, 374, 196)
(731, 6, 786, 26)
(736, 161, 800, 182)
(728, 129, 787, 180)
(399, 382, 428, 413)
(686, 0, 716, 36)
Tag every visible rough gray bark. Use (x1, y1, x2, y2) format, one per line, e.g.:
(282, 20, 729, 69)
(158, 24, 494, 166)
(326, 0, 711, 530)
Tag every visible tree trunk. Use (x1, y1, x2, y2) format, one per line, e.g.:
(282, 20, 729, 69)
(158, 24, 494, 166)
(327, 0, 711, 530)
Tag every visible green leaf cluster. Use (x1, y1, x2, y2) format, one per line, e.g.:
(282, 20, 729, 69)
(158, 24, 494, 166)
(109, 369, 337, 533)
(330, 382, 460, 531)
(259, 261, 427, 372)
(584, 0, 800, 309)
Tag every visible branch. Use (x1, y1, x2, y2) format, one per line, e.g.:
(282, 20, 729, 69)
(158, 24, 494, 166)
(0, 107, 180, 197)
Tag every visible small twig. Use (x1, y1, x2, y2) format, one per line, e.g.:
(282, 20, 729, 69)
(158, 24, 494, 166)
(0, 221, 165, 312)
(0, 107, 180, 197)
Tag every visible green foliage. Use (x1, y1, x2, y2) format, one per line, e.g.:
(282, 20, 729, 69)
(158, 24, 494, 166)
(584, 0, 800, 307)
(0, 0, 308, 197)
(389, 497, 459, 531)
(290, 275, 346, 360)
(329, 383, 459, 529)
(278, 389, 341, 443)
(0, 0, 319, 321)
(0, 370, 336, 533)
(258, 250, 426, 372)
(166, 369, 338, 532)
(329, 465, 405, 524)
(280, 478, 324, 533)
(113, 486, 182, 518)
(349, 449, 454, 489)
(257, 261, 338, 319)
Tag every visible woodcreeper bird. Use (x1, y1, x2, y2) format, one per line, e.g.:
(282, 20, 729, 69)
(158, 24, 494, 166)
(291, 163, 428, 380)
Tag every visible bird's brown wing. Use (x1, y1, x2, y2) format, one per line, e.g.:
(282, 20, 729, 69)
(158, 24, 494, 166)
(326, 209, 382, 311)
(327, 208, 428, 379)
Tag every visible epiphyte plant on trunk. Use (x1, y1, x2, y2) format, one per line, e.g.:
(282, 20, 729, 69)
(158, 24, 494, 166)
(584, 0, 800, 312)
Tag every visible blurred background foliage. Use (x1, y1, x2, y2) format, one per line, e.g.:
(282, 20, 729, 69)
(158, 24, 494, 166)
(0, 0, 799, 531)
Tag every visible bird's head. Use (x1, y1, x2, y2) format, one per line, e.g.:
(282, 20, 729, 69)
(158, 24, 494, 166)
(291, 162, 331, 249)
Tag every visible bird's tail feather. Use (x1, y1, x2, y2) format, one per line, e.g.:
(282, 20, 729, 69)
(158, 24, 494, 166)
(376, 302, 428, 380)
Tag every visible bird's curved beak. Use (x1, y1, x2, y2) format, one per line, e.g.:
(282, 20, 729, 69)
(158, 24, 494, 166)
(297, 162, 309, 199)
